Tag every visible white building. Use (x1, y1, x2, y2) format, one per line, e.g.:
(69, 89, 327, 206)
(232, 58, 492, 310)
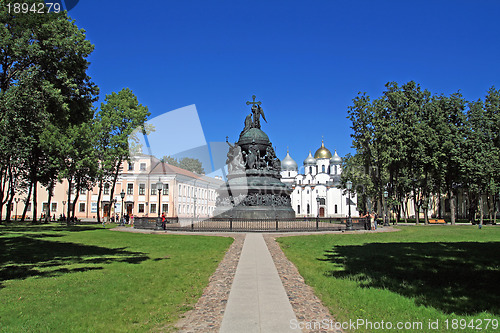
(280, 140, 359, 218)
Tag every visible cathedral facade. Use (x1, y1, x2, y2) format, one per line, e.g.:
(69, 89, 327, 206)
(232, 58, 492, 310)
(280, 141, 359, 218)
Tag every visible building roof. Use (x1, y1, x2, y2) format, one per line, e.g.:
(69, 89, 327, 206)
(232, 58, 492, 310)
(303, 151, 316, 165)
(330, 150, 342, 164)
(314, 140, 332, 159)
(282, 150, 298, 171)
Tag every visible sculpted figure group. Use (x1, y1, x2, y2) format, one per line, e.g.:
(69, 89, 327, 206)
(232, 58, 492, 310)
(226, 140, 281, 173)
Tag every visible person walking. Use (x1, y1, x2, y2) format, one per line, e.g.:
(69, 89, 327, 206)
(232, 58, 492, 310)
(161, 212, 166, 230)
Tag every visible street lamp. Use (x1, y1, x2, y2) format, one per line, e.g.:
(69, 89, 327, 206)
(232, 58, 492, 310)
(383, 190, 389, 226)
(120, 190, 125, 223)
(316, 197, 320, 218)
(14, 198, 20, 221)
(346, 180, 353, 231)
(156, 179, 163, 218)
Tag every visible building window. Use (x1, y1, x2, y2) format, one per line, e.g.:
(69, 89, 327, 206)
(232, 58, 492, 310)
(297, 205, 300, 213)
(179, 184, 182, 196)
(322, 165, 325, 173)
(307, 190, 309, 194)
(140, 163, 146, 171)
(104, 184, 110, 195)
(288, 171, 290, 177)
(127, 183, 133, 195)
(128, 162, 134, 171)
(42, 203, 49, 212)
(79, 203, 85, 212)
(309, 166, 312, 174)
(151, 184, 157, 195)
(335, 165, 338, 175)
(51, 203, 57, 212)
(27, 203, 32, 211)
(163, 184, 169, 195)
(335, 204, 338, 214)
(162, 204, 168, 213)
(307, 204, 310, 214)
(139, 183, 145, 195)
(138, 204, 144, 213)
(150, 203, 157, 214)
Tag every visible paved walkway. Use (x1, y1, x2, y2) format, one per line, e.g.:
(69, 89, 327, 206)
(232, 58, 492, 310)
(219, 233, 300, 333)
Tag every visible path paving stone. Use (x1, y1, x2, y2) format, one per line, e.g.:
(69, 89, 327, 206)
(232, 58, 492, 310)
(219, 233, 300, 333)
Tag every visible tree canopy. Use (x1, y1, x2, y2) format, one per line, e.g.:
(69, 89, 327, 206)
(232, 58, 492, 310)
(346, 81, 500, 225)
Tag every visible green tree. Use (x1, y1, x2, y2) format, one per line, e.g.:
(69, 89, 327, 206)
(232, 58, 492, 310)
(428, 93, 467, 224)
(179, 157, 205, 174)
(160, 156, 205, 174)
(0, 0, 98, 221)
(94, 88, 150, 222)
(161, 155, 180, 167)
(483, 87, 500, 224)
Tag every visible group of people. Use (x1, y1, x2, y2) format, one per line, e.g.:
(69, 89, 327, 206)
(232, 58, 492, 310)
(103, 214, 134, 227)
(361, 212, 378, 230)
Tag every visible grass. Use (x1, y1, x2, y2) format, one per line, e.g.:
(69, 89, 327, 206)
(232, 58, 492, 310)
(0, 223, 233, 332)
(277, 225, 500, 333)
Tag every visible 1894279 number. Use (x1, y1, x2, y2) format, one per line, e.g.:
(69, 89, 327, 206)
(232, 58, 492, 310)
(444, 318, 499, 330)
(6, 2, 61, 14)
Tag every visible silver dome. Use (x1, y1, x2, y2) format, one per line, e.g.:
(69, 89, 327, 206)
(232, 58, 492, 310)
(282, 151, 298, 171)
(330, 150, 342, 164)
(303, 151, 316, 166)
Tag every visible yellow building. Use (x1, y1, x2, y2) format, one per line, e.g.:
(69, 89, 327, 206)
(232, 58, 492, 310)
(8, 154, 223, 221)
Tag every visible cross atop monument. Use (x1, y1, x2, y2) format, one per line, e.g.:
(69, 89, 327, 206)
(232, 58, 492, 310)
(246, 95, 262, 107)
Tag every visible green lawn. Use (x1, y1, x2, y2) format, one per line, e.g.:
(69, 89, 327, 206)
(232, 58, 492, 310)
(278, 226, 500, 333)
(0, 223, 232, 332)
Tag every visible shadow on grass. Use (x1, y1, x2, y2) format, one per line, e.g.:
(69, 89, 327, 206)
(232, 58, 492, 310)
(0, 234, 150, 287)
(320, 241, 500, 315)
(0, 224, 101, 233)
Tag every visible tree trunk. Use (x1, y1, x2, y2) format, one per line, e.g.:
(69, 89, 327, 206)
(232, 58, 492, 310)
(414, 195, 420, 224)
(5, 180, 14, 223)
(46, 182, 54, 223)
(71, 191, 80, 221)
(449, 189, 456, 225)
(32, 178, 38, 223)
(21, 182, 32, 222)
(495, 193, 498, 225)
(479, 194, 484, 226)
(108, 159, 123, 222)
(66, 179, 72, 225)
(437, 193, 443, 219)
(96, 180, 103, 224)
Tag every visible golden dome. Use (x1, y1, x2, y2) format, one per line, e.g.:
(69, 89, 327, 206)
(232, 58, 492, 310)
(314, 140, 332, 159)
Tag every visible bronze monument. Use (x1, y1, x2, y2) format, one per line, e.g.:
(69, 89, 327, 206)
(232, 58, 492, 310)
(214, 95, 295, 219)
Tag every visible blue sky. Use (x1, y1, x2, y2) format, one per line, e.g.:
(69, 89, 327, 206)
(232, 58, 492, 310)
(68, 0, 500, 168)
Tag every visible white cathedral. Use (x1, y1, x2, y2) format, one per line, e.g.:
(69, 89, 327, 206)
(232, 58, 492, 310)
(280, 140, 359, 218)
